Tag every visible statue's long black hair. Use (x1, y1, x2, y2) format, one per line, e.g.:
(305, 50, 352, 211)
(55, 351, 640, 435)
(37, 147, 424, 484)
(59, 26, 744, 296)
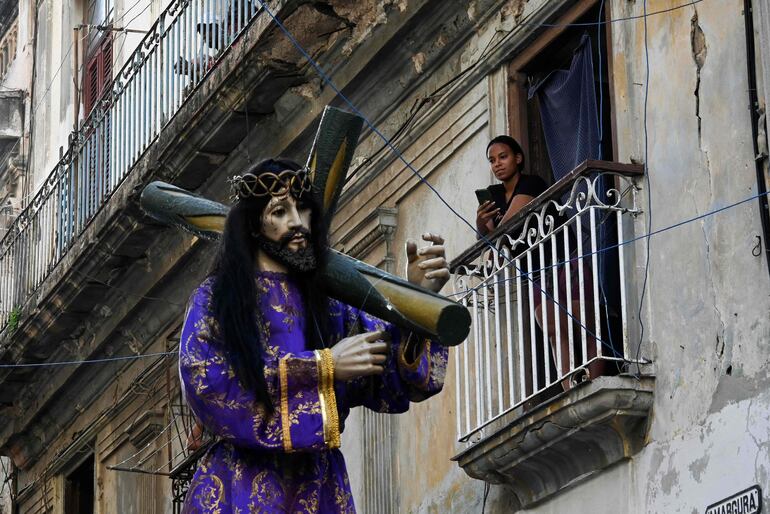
(209, 158, 330, 410)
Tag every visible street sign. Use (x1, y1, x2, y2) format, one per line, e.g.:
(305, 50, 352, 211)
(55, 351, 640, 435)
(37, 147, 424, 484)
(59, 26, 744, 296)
(705, 485, 762, 514)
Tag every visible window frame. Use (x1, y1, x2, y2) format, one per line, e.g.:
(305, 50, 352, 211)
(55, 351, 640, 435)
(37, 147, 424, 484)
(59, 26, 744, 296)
(506, 0, 619, 176)
(63, 451, 95, 514)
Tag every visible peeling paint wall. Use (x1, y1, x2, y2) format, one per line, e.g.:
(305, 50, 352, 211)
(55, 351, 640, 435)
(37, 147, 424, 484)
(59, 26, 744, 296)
(6, 0, 770, 512)
(335, 0, 770, 512)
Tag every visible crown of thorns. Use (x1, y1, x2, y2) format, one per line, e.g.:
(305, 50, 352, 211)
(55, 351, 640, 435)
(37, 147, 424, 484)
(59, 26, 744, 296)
(229, 168, 312, 201)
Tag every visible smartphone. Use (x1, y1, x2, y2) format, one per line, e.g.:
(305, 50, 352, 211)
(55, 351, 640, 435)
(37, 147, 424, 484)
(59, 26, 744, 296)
(475, 188, 494, 205)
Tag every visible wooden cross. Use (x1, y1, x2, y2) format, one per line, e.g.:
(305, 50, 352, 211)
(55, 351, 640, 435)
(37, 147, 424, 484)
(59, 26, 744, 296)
(140, 106, 469, 346)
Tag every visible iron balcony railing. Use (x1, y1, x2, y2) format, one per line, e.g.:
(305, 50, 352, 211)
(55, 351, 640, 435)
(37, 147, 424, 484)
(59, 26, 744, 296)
(0, 0, 267, 329)
(450, 161, 646, 444)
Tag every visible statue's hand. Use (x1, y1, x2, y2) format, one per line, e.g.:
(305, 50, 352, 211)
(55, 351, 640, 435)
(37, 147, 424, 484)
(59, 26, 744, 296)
(406, 233, 450, 293)
(331, 330, 391, 381)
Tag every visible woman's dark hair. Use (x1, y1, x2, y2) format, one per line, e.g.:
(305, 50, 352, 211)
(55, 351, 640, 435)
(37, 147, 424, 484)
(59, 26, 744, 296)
(486, 135, 526, 171)
(208, 158, 330, 410)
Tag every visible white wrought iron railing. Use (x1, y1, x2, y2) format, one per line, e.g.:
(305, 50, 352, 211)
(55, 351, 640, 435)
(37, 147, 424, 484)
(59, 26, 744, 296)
(451, 161, 645, 444)
(0, 0, 268, 330)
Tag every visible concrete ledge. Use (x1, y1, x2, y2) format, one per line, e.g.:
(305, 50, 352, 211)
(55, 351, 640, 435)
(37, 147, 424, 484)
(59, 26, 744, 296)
(453, 375, 654, 511)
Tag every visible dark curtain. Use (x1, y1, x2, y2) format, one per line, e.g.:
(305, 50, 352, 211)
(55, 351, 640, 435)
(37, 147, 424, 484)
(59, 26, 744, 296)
(528, 33, 599, 179)
(528, 33, 621, 354)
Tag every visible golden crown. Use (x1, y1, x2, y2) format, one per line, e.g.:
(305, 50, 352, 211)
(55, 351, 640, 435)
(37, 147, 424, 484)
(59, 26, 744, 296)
(229, 168, 312, 201)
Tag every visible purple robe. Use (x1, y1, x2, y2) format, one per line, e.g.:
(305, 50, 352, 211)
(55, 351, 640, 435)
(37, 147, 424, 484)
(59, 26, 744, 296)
(179, 271, 448, 513)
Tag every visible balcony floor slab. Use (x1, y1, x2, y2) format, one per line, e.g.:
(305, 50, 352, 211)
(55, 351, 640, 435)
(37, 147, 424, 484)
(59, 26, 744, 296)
(453, 375, 654, 511)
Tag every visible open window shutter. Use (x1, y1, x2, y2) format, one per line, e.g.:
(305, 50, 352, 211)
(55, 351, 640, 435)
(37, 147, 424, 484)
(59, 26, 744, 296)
(84, 54, 100, 115)
(101, 36, 112, 91)
(101, 36, 113, 192)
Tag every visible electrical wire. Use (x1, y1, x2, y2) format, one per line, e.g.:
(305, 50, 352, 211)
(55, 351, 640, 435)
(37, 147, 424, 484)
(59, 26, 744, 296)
(113, 0, 151, 28)
(0, 351, 174, 369)
(0, 25, 94, 211)
(251, 0, 633, 358)
(348, 1, 705, 183)
(636, 0, 653, 376)
(481, 482, 490, 513)
(2, 0, 714, 369)
(10, 351, 174, 497)
(348, 28, 504, 181)
(0, 0, 706, 409)
(0, 25, 92, 178)
(448, 189, 770, 300)
(518, 0, 703, 28)
(3, 0, 150, 208)
(111, 1, 154, 76)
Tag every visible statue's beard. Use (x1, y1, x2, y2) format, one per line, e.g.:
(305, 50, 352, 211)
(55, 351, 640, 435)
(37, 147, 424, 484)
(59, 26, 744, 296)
(256, 229, 317, 273)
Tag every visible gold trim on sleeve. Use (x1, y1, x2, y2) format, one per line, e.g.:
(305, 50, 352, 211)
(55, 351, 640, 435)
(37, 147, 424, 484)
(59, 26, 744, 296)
(278, 357, 293, 452)
(317, 348, 340, 449)
(314, 350, 330, 445)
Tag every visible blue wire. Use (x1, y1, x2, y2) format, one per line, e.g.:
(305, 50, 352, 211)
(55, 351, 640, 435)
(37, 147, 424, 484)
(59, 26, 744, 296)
(251, 0, 619, 358)
(0, 351, 175, 368)
(449, 189, 770, 298)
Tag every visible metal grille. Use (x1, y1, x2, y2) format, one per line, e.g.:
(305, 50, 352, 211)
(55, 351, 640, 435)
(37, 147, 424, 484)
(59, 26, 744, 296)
(360, 410, 396, 514)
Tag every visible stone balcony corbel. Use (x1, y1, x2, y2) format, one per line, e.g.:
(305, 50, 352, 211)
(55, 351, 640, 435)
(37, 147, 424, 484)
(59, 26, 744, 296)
(452, 375, 654, 510)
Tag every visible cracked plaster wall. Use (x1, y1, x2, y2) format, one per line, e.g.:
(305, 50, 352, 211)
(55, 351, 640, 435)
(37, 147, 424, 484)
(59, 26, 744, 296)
(9, 0, 770, 511)
(349, 1, 770, 512)
(474, 1, 770, 512)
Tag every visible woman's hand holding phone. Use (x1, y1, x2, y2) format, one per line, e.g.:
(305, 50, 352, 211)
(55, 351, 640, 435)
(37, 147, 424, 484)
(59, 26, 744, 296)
(475, 195, 500, 235)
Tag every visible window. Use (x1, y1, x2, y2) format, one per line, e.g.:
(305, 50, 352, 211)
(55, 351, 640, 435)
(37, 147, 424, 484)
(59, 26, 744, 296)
(507, 0, 614, 186)
(65, 453, 95, 514)
(502, 0, 625, 391)
(0, 19, 18, 82)
(81, 33, 113, 219)
(84, 35, 113, 116)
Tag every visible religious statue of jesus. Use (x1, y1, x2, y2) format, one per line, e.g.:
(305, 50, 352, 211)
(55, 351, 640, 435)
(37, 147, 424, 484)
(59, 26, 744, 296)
(179, 157, 451, 513)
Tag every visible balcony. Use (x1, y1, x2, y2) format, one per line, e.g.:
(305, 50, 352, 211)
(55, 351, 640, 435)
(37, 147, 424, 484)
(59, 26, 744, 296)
(0, 0, 278, 331)
(449, 161, 654, 509)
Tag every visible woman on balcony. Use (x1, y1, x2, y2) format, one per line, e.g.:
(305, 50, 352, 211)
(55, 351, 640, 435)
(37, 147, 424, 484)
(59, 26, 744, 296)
(475, 136, 600, 392)
(475, 135, 547, 235)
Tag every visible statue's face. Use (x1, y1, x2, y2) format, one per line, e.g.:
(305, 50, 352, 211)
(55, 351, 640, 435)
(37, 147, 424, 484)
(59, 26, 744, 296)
(259, 193, 312, 251)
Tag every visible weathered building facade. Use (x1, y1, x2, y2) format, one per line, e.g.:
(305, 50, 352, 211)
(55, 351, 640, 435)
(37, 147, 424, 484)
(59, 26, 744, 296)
(0, 0, 768, 513)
